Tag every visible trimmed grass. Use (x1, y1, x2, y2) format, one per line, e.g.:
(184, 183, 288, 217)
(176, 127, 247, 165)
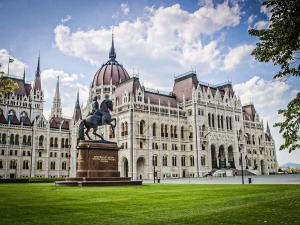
(0, 184, 299, 225)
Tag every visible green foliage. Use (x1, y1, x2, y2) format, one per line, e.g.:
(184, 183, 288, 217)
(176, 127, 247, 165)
(249, 0, 300, 152)
(0, 71, 19, 95)
(275, 92, 300, 152)
(249, 0, 300, 79)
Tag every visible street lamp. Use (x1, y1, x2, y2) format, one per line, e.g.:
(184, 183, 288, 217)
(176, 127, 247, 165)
(152, 155, 156, 183)
(238, 129, 244, 184)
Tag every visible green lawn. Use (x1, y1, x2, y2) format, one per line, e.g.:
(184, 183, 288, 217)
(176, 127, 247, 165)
(0, 184, 299, 225)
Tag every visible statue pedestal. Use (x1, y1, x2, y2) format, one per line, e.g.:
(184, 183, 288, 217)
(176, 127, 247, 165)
(56, 141, 142, 186)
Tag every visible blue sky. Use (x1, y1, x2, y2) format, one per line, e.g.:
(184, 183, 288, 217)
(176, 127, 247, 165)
(0, 0, 299, 164)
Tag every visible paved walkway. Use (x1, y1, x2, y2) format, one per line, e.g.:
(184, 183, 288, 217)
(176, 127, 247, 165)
(143, 174, 300, 184)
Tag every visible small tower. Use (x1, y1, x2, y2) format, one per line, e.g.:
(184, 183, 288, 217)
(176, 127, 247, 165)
(51, 76, 62, 118)
(30, 54, 44, 120)
(72, 90, 82, 123)
(266, 121, 272, 138)
(109, 31, 116, 60)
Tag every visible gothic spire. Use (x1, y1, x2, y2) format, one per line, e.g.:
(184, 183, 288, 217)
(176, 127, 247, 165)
(51, 76, 62, 118)
(73, 90, 82, 122)
(109, 30, 116, 60)
(33, 54, 42, 91)
(266, 121, 271, 137)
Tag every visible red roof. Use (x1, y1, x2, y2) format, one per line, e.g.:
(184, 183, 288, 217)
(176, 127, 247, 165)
(49, 117, 70, 130)
(0, 113, 7, 124)
(242, 105, 256, 121)
(144, 91, 177, 108)
(172, 73, 198, 102)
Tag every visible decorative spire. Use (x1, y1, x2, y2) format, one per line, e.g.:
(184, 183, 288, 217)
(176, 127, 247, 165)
(73, 89, 82, 122)
(109, 30, 116, 60)
(51, 76, 62, 118)
(266, 121, 271, 136)
(23, 68, 26, 81)
(33, 54, 42, 91)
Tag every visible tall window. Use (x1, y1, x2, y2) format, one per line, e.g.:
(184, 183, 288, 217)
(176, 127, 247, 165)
(0, 160, 3, 169)
(152, 155, 158, 167)
(54, 138, 58, 148)
(15, 134, 19, 145)
(229, 117, 232, 130)
(181, 156, 186, 167)
(161, 124, 164, 137)
(162, 156, 168, 166)
(62, 161, 67, 170)
(22, 160, 29, 170)
(164, 124, 168, 138)
(39, 136, 44, 147)
(140, 120, 145, 135)
(152, 123, 156, 136)
(22, 135, 27, 145)
(27, 136, 32, 146)
(50, 137, 54, 147)
(61, 138, 64, 148)
(172, 156, 177, 167)
(121, 123, 125, 136)
(190, 156, 194, 166)
(50, 161, 56, 170)
(212, 114, 215, 128)
(10, 134, 14, 145)
(226, 116, 229, 130)
(65, 139, 69, 148)
(221, 115, 224, 129)
(2, 134, 6, 144)
(10, 160, 17, 169)
(181, 126, 184, 139)
(201, 156, 206, 166)
(217, 115, 220, 128)
(37, 161, 43, 170)
(208, 113, 211, 127)
(124, 122, 128, 136)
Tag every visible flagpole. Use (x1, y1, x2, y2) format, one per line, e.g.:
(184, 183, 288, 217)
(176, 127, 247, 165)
(8, 56, 10, 75)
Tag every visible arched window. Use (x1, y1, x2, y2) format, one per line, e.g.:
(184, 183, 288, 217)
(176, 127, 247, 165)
(174, 126, 177, 138)
(15, 134, 19, 145)
(50, 137, 53, 147)
(226, 116, 229, 130)
(39, 136, 44, 147)
(10, 160, 17, 169)
(221, 115, 224, 129)
(170, 125, 173, 138)
(121, 123, 124, 136)
(164, 124, 168, 138)
(212, 114, 215, 128)
(172, 156, 177, 167)
(124, 122, 128, 136)
(208, 113, 211, 127)
(37, 161, 43, 170)
(161, 124, 164, 137)
(62, 161, 67, 170)
(140, 120, 145, 135)
(152, 123, 156, 137)
(65, 139, 69, 148)
(2, 134, 6, 144)
(229, 117, 232, 130)
(181, 126, 184, 139)
(252, 135, 255, 145)
(190, 156, 194, 166)
(10, 134, 14, 145)
(162, 156, 168, 166)
(22, 160, 29, 170)
(181, 156, 186, 167)
(61, 138, 64, 148)
(54, 137, 58, 148)
(50, 161, 56, 170)
(22, 135, 27, 145)
(27, 136, 32, 146)
(217, 115, 220, 128)
(152, 155, 158, 167)
(0, 159, 3, 169)
(201, 156, 206, 166)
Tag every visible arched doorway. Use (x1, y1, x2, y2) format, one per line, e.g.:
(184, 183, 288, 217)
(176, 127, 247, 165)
(218, 145, 226, 169)
(228, 146, 235, 168)
(137, 156, 145, 180)
(260, 160, 265, 175)
(211, 144, 217, 169)
(122, 157, 129, 177)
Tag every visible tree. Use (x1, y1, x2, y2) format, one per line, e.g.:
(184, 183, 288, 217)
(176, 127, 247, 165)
(0, 71, 18, 95)
(249, 0, 300, 152)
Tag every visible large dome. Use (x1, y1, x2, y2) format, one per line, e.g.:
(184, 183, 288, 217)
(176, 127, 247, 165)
(92, 36, 130, 87)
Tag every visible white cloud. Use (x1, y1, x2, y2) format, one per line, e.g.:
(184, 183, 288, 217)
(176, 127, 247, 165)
(61, 15, 72, 23)
(247, 15, 255, 25)
(54, 2, 241, 85)
(223, 44, 254, 71)
(0, 49, 27, 77)
(41, 69, 89, 118)
(120, 3, 130, 15)
(254, 20, 269, 29)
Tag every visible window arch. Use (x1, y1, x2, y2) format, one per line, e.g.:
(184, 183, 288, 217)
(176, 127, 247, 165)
(15, 134, 19, 145)
(2, 134, 6, 144)
(161, 124, 164, 137)
(140, 120, 145, 135)
(61, 138, 64, 148)
(22, 135, 27, 145)
(181, 126, 184, 139)
(22, 160, 29, 170)
(65, 139, 69, 148)
(162, 155, 168, 166)
(211, 114, 215, 128)
(172, 156, 177, 167)
(50, 161, 56, 170)
(62, 161, 67, 170)
(164, 124, 168, 137)
(190, 156, 194, 166)
(152, 123, 156, 137)
(121, 123, 125, 136)
(10, 134, 14, 145)
(50, 137, 53, 147)
(54, 137, 58, 148)
(37, 161, 43, 170)
(124, 122, 128, 136)
(208, 113, 211, 127)
(39, 136, 44, 147)
(10, 159, 17, 169)
(181, 156, 186, 167)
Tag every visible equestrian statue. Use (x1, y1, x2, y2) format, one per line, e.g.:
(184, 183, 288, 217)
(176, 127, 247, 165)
(78, 95, 116, 142)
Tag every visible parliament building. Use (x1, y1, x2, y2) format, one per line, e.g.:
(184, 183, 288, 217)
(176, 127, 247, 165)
(0, 36, 278, 179)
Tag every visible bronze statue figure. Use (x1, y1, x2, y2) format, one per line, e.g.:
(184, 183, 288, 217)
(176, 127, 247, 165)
(78, 96, 116, 141)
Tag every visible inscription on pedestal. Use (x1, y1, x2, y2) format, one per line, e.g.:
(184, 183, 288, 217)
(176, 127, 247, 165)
(93, 155, 116, 163)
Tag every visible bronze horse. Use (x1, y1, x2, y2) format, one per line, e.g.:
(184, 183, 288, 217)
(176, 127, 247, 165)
(78, 99, 116, 141)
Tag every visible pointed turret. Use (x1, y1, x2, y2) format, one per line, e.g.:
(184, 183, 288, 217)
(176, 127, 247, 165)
(33, 54, 42, 91)
(73, 90, 82, 122)
(51, 76, 62, 118)
(109, 31, 116, 60)
(266, 121, 271, 137)
(23, 68, 26, 81)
